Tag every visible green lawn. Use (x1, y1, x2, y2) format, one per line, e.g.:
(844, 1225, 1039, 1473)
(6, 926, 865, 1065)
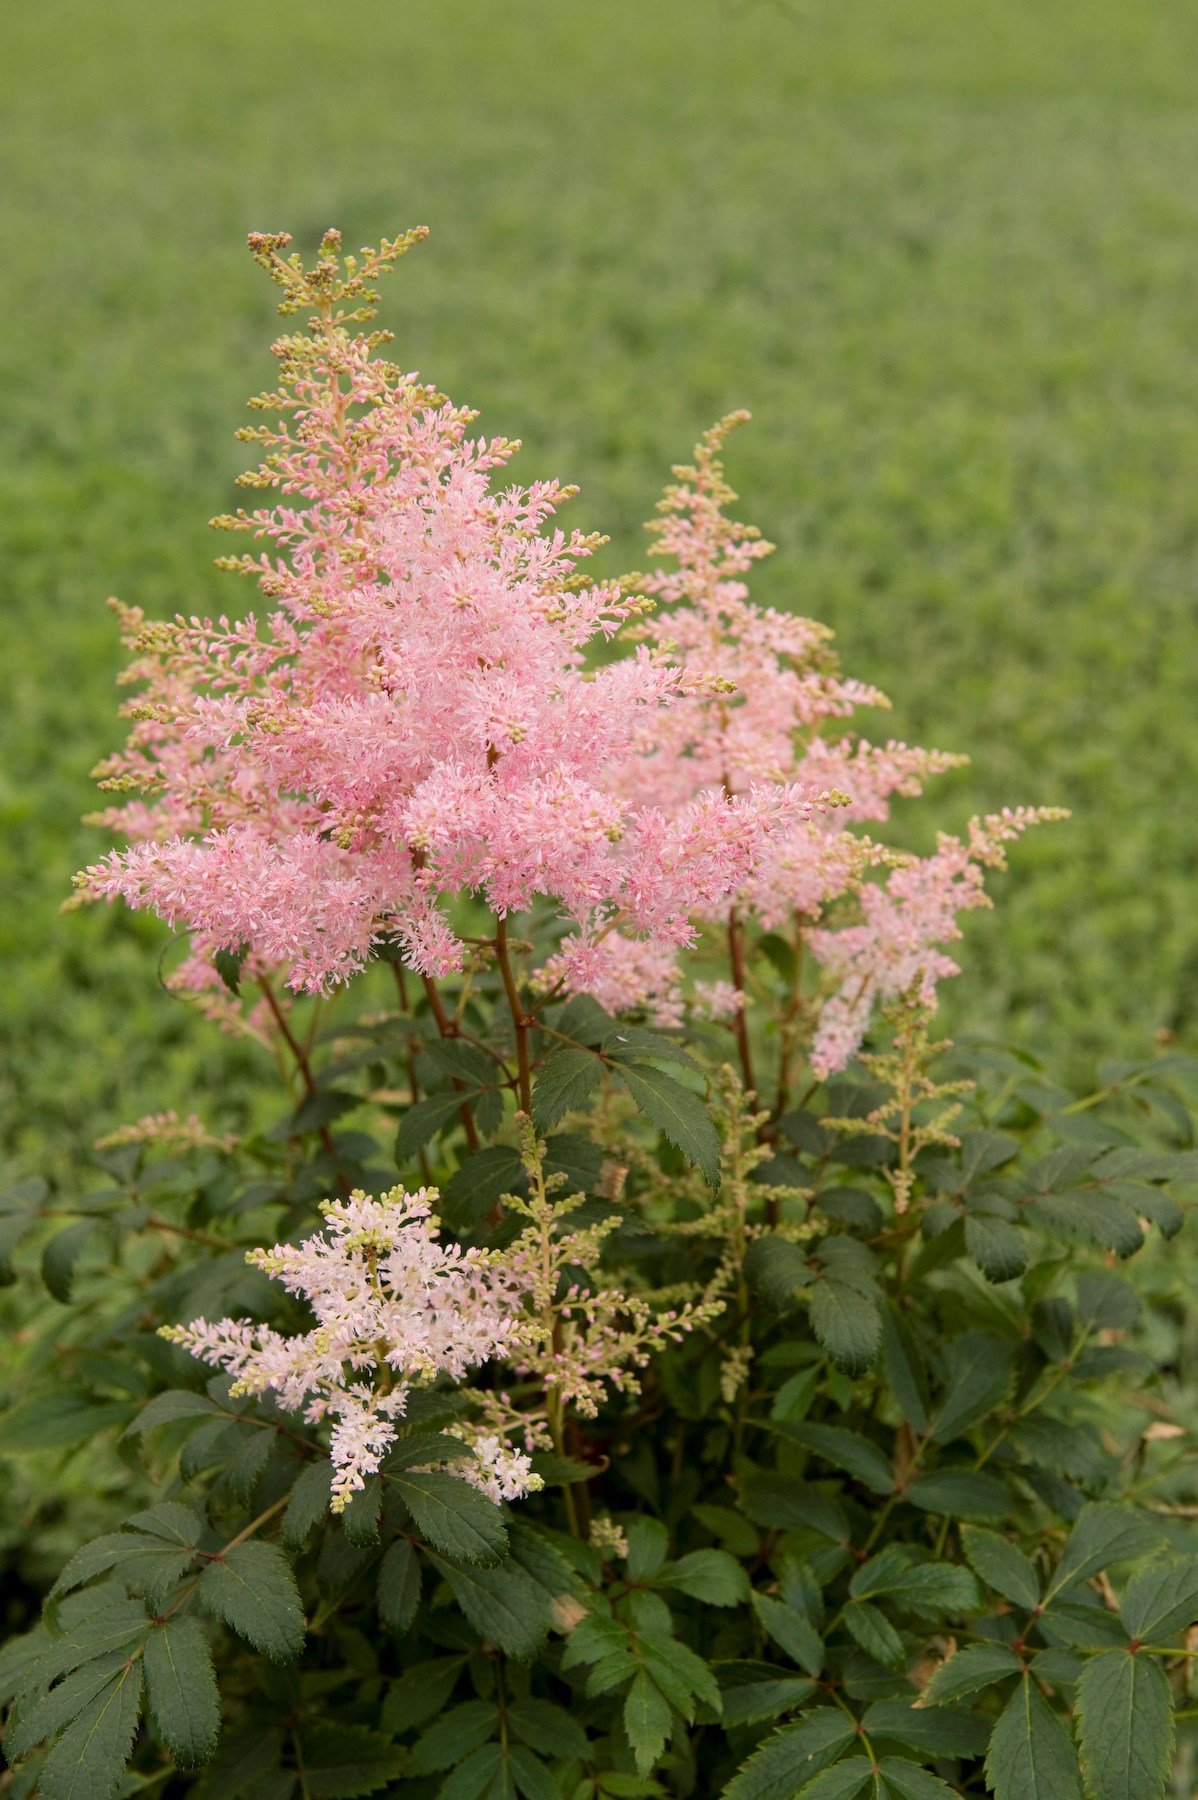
(5, 0, 1198, 1170)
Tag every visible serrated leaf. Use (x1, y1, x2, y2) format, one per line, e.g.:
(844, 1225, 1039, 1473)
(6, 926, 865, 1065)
(506, 1744, 556, 1800)
(42, 1220, 98, 1302)
(27, 1599, 151, 1689)
(123, 1389, 225, 1437)
(440, 1147, 525, 1229)
(0, 1392, 135, 1452)
(984, 1677, 1082, 1800)
(625, 1517, 670, 1582)
(1039, 1599, 1129, 1649)
(752, 1593, 823, 1676)
(808, 1281, 881, 1375)
(960, 1525, 1040, 1610)
(506, 1697, 589, 1760)
(1075, 1650, 1172, 1800)
(379, 1657, 464, 1733)
(880, 1306, 929, 1433)
(5, 1655, 130, 1762)
(791, 1759, 873, 1799)
(745, 1236, 815, 1310)
(37, 1659, 142, 1800)
(736, 1473, 848, 1542)
(1030, 1187, 1143, 1257)
(776, 1422, 893, 1495)
(199, 1542, 304, 1661)
(389, 1471, 506, 1564)
(377, 1538, 422, 1634)
(657, 1548, 749, 1606)
(841, 1601, 905, 1669)
(930, 1331, 1013, 1442)
(640, 1633, 720, 1714)
(342, 1475, 383, 1546)
(922, 1640, 1024, 1704)
(1074, 1270, 1139, 1332)
(723, 1711, 857, 1800)
(298, 1724, 406, 1797)
(143, 1616, 220, 1767)
(903, 1469, 1010, 1520)
(410, 1700, 500, 1773)
(396, 1090, 475, 1159)
(429, 1553, 552, 1657)
(850, 1551, 980, 1617)
(623, 1670, 671, 1777)
(965, 1213, 1028, 1282)
(531, 1048, 605, 1132)
(439, 1743, 505, 1800)
(614, 1062, 721, 1188)
(282, 1461, 332, 1548)
(1120, 1554, 1198, 1642)
(862, 1698, 990, 1758)
(1045, 1502, 1165, 1601)
(716, 1662, 816, 1727)
(877, 1762, 961, 1799)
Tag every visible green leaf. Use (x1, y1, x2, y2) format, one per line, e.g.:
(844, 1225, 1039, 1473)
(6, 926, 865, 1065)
(657, 1548, 749, 1606)
(543, 1132, 605, 1195)
(506, 1697, 589, 1760)
(439, 1743, 505, 1800)
(5, 1655, 130, 1763)
(1075, 1650, 1172, 1800)
(377, 1537, 421, 1633)
(776, 1422, 893, 1495)
(124, 1389, 225, 1437)
(1040, 1599, 1129, 1649)
(198, 1542, 305, 1661)
(1045, 1502, 1165, 1601)
(42, 1219, 99, 1302)
(792, 1759, 874, 1799)
(396, 1090, 474, 1159)
(639, 1633, 720, 1715)
(507, 1744, 557, 1800)
(614, 1062, 721, 1187)
(965, 1213, 1028, 1282)
(737, 1473, 848, 1543)
(841, 1601, 905, 1669)
(213, 945, 247, 995)
(380, 1658, 464, 1733)
(808, 1280, 881, 1375)
(880, 1306, 929, 1433)
(38, 1659, 143, 1800)
(903, 1470, 1010, 1520)
(297, 1725, 405, 1797)
(389, 1470, 507, 1564)
(625, 1517, 670, 1581)
(930, 1332, 1014, 1442)
(961, 1525, 1040, 1609)
(862, 1698, 991, 1757)
(850, 1550, 980, 1617)
(984, 1677, 1083, 1800)
(745, 1236, 816, 1310)
(1120, 1554, 1198, 1642)
(716, 1662, 816, 1727)
(752, 1592, 824, 1676)
(723, 1711, 857, 1800)
(282, 1461, 332, 1548)
(429, 1553, 553, 1657)
(770, 1365, 821, 1425)
(602, 1026, 701, 1071)
(410, 1700, 499, 1773)
(1030, 1187, 1143, 1257)
(341, 1475, 383, 1546)
(440, 1147, 524, 1229)
(624, 1670, 672, 1777)
(877, 1762, 961, 1800)
(922, 1640, 1024, 1704)
(531, 1048, 605, 1131)
(0, 1392, 135, 1452)
(143, 1616, 220, 1767)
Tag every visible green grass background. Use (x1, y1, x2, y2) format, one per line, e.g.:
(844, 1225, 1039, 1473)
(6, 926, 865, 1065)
(4, 0, 1198, 1170)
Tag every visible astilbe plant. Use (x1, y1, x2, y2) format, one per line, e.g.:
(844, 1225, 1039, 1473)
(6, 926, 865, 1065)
(2, 228, 1197, 1800)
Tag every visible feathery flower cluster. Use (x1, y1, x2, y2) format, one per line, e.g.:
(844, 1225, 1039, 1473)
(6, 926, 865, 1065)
(77, 232, 809, 1000)
(161, 1184, 524, 1508)
(611, 413, 1059, 1066)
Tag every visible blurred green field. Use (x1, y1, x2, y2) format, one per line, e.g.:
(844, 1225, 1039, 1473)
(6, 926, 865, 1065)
(4, 0, 1198, 1171)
